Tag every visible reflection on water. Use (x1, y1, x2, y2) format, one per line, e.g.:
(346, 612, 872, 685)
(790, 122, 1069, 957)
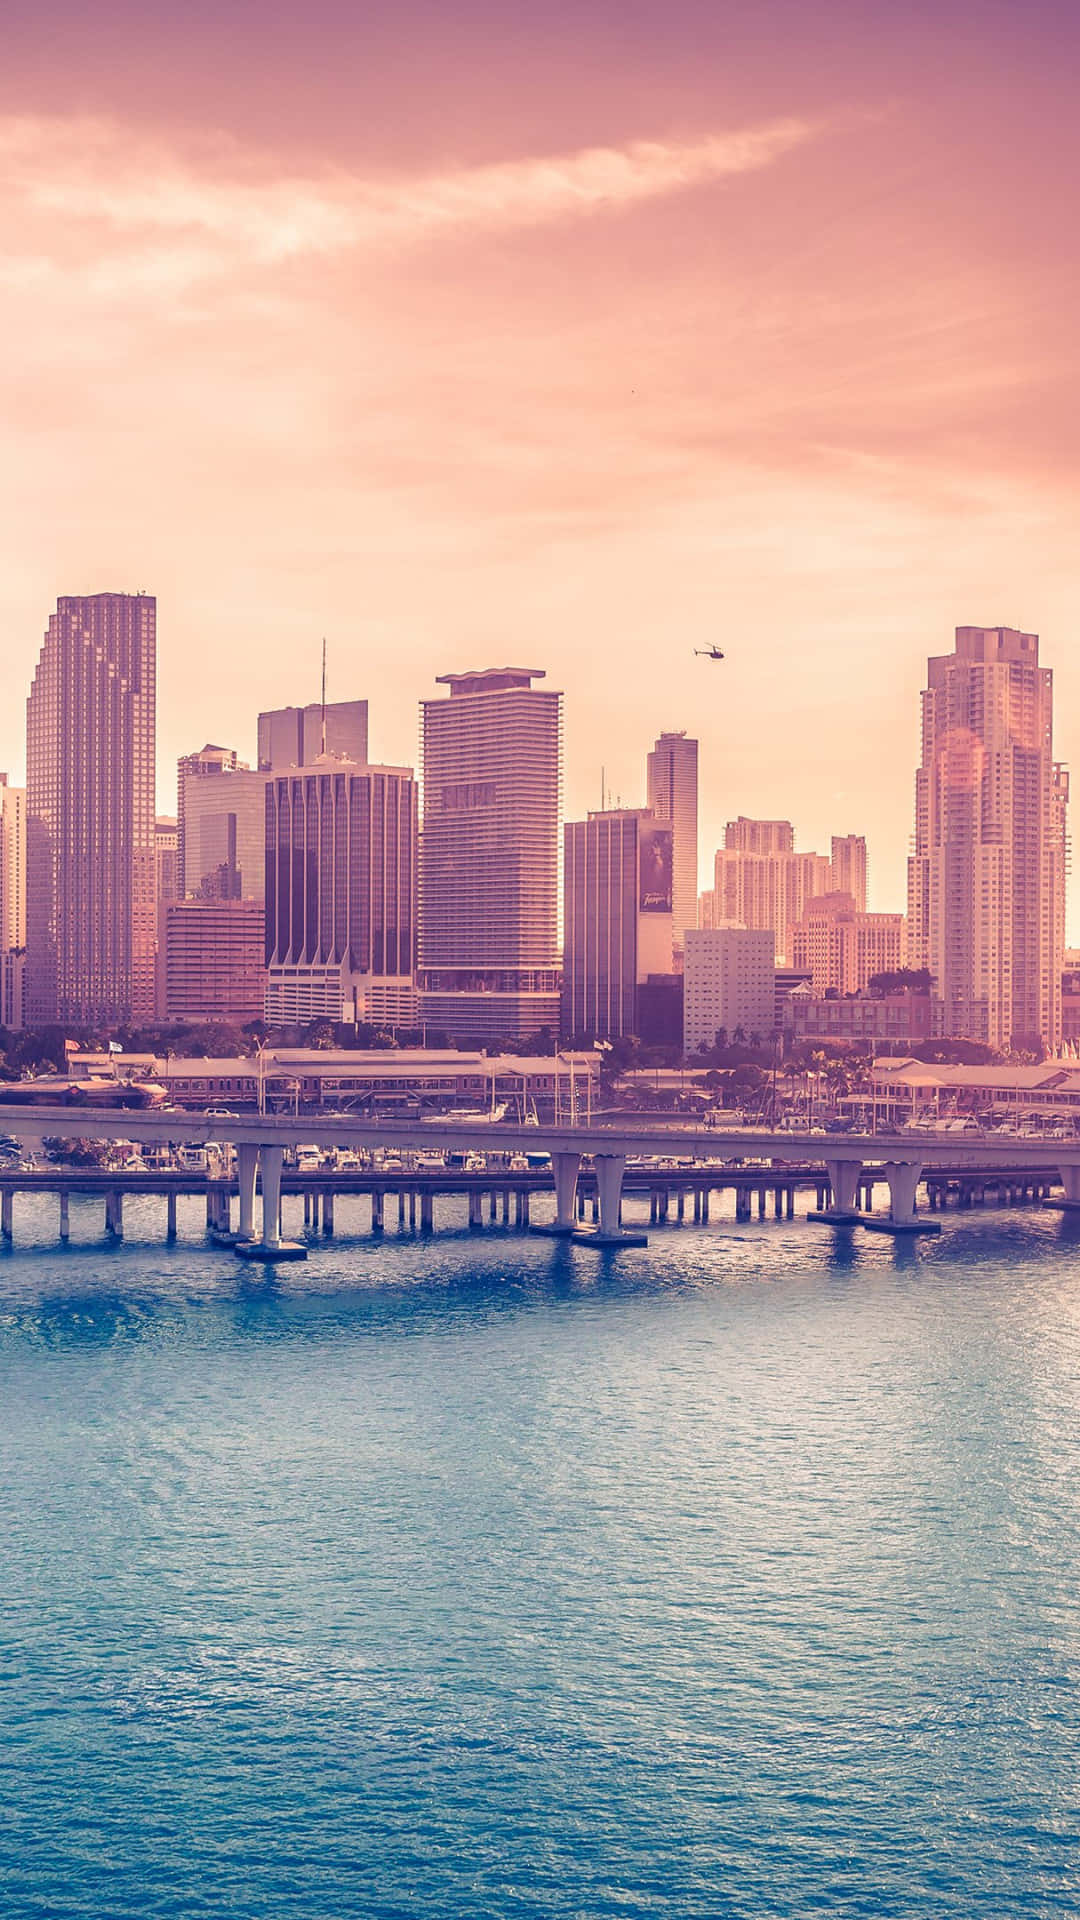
(1, 1197, 1079, 1918)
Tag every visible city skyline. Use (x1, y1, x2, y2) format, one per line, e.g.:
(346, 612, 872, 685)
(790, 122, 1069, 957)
(3, 0, 1079, 930)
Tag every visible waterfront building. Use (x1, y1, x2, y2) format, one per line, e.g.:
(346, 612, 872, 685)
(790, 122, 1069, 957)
(63, 1045, 599, 1114)
(785, 987, 934, 1047)
(791, 892, 904, 997)
(177, 745, 271, 903)
(645, 731, 698, 957)
(26, 591, 156, 1025)
(264, 759, 418, 1029)
(419, 669, 561, 1043)
(156, 899, 267, 1027)
(155, 818, 180, 904)
(906, 625, 1068, 1050)
(829, 834, 868, 911)
(561, 808, 675, 1042)
(257, 700, 368, 772)
(683, 927, 775, 1055)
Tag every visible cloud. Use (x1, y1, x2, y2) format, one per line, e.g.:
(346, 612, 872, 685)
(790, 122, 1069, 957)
(0, 112, 816, 274)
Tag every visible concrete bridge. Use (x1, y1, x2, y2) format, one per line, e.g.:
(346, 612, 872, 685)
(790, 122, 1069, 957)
(0, 1106, 1078, 1256)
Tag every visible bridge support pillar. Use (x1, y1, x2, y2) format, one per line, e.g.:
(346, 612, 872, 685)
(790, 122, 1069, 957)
(468, 1190, 482, 1229)
(595, 1154, 629, 1241)
(166, 1193, 177, 1241)
(810, 1160, 863, 1226)
(786, 1187, 795, 1218)
(259, 1146, 283, 1249)
(862, 1160, 939, 1235)
(371, 1190, 384, 1233)
(1049, 1164, 1080, 1212)
(547, 1152, 582, 1235)
(420, 1191, 433, 1233)
(105, 1191, 123, 1240)
(1, 1190, 11, 1241)
(59, 1191, 69, 1242)
(237, 1144, 258, 1242)
(322, 1192, 334, 1237)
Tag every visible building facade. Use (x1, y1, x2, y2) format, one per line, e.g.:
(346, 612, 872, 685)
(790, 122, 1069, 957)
(906, 625, 1068, 1051)
(829, 834, 868, 911)
(264, 760, 418, 1028)
(155, 817, 180, 905)
(26, 591, 156, 1026)
(683, 928, 775, 1055)
(156, 899, 267, 1027)
(791, 892, 904, 997)
(645, 730, 698, 956)
(561, 809, 675, 1041)
(419, 669, 561, 1043)
(713, 827, 832, 966)
(257, 700, 368, 773)
(178, 746, 271, 902)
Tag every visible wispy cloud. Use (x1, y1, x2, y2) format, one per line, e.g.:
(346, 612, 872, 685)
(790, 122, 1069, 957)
(0, 114, 816, 271)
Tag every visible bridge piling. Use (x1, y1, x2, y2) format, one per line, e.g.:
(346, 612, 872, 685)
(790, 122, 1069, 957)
(59, 1191, 69, 1241)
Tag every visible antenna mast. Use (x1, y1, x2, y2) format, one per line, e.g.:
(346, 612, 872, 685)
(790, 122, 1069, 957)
(320, 638, 327, 756)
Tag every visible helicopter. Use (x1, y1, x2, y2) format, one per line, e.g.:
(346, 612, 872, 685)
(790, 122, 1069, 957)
(694, 645, 725, 661)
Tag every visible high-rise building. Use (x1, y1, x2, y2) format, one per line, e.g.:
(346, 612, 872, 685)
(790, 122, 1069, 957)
(419, 669, 561, 1043)
(829, 834, 868, 911)
(0, 776, 26, 1032)
(683, 928, 775, 1055)
(791, 891, 904, 997)
(257, 700, 368, 773)
(26, 592, 156, 1025)
(0, 776, 26, 954)
(155, 818, 180, 905)
(907, 625, 1068, 1051)
(561, 809, 675, 1041)
(713, 823, 831, 966)
(178, 746, 270, 902)
(156, 899, 266, 1027)
(264, 759, 418, 1028)
(645, 731, 698, 956)
(725, 817, 795, 855)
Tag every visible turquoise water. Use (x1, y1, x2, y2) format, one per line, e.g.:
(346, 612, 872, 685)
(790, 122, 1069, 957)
(2, 1194, 1080, 1917)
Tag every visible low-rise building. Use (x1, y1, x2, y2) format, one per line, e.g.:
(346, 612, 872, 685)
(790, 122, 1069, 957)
(157, 900, 266, 1027)
(683, 927, 775, 1055)
(786, 988, 934, 1047)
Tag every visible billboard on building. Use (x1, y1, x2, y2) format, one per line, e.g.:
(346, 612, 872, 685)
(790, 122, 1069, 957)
(639, 821, 673, 913)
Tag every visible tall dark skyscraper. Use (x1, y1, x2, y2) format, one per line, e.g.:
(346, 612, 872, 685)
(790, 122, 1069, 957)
(26, 592, 156, 1026)
(264, 759, 417, 1029)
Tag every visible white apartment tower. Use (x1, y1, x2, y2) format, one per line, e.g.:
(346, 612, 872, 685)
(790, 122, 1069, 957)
(907, 625, 1068, 1052)
(829, 834, 868, 911)
(646, 731, 698, 955)
(419, 668, 561, 1043)
(0, 777, 26, 1030)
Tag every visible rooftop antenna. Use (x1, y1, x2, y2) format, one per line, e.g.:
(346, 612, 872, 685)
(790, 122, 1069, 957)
(320, 637, 327, 756)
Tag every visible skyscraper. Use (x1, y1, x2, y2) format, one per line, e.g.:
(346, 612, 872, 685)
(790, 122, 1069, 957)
(645, 731, 698, 955)
(264, 759, 417, 1028)
(178, 745, 270, 902)
(0, 776, 26, 1032)
(829, 834, 868, 911)
(26, 592, 156, 1025)
(791, 892, 903, 996)
(712, 821, 831, 966)
(419, 668, 561, 1043)
(561, 809, 675, 1041)
(257, 700, 368, 772)
(907, 625, 1068, 1051)
(155, 818, 180, 905)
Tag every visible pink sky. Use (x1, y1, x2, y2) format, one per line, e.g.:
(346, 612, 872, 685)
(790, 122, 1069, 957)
(2, 0, 1078, 927)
